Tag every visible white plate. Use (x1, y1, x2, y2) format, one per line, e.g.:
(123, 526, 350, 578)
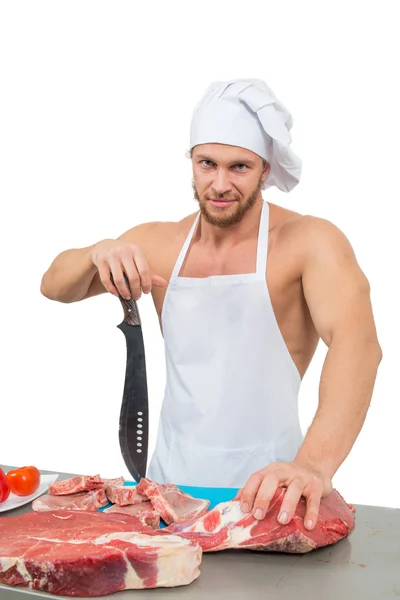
(0, 473, 59, 513)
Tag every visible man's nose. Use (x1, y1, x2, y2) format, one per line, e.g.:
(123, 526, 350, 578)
(212, 169, 232, 195)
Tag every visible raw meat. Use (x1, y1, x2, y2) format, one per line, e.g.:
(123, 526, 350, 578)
(105, 484, 147, 506)
(104, 503, 161, 529)
(168, 489, 356, 553)
(101, 477, 125, 488)
(0, 510, 202, 596)
(136, 478, 210, 525)
(32, 488, 108, 512)
(49, 475, 104, 495)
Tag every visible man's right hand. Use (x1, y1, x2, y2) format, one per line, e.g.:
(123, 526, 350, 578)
(91, 239, 167, 301)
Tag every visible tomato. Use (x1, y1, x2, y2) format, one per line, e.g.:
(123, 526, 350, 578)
(6, 466, 40, 496)
(0, 467, 11, 503)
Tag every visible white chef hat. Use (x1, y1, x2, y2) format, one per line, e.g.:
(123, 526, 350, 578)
(189, 78, 302, 192)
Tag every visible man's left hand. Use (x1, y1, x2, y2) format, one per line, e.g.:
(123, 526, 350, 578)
(235, 461, 333, 530)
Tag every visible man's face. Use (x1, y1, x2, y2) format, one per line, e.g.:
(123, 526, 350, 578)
(191, 144, 270, 228)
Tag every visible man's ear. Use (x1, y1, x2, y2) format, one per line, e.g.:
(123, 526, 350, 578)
(261, 161, 271, 184)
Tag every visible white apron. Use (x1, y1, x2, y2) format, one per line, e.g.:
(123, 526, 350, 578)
(147, 201, 303, 488)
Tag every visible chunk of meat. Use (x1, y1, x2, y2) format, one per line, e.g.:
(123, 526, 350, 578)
(105, 485, 147, 506)
(32, 489, 108, 512)
(101, 477, 124, 488)
(136, 479, 210, 525)
(104, 503, 161, 529)
(168, 489, 356, 553)
(49, 475, 104, 495)
(0, 510, 202, 596)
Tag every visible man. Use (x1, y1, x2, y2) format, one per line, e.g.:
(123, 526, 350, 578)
(41, 79, 382, 532)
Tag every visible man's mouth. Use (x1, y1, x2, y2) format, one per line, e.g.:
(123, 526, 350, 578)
(207, 198, 237, 208)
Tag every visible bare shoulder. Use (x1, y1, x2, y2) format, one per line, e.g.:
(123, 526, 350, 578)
(117, 213, 197, 249)
(293, 214, 359, 267)
(117, 212, 198, 274)
(293, 215, 372, 304)
(270, 204, 357, 262)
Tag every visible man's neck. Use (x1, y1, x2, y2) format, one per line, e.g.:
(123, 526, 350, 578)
(195, 198, 265, 251)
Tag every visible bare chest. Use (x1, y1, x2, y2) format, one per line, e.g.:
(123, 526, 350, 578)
(179, 236, 259, 277)
(151, 225, 319, 378)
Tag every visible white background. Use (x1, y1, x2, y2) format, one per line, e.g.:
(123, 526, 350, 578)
(0, 1, 398, 509)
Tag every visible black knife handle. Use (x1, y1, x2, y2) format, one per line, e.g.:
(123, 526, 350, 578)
(110, 273, 141, 326)
(119, 297, 141, 326)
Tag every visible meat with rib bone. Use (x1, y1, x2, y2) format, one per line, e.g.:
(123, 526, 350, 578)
(168, 489, 356, 553)
(136, 478, 210, 525)
(101, 477, 125, 487)
(105, 485, 147, 506)
(49, 475, 105, 495)
(48, 475, 124, 496)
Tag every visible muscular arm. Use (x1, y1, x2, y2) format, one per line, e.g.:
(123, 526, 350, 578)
(40, 243, 100, 303)
(294, 218, 382, 478)
(40, 223, 158, 303)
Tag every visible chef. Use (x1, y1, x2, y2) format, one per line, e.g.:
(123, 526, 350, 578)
(41, 78, 382, 532)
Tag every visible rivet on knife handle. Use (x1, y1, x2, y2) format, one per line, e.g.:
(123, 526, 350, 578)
(119, 296, 141, 326)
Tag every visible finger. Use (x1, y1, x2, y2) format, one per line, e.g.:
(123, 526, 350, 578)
(151, 273, 168, 287)
(239, 472, 264, 514)
(127, 244, 167, 292)
(120, 259, 141, 300)
(97, 262, 119, 296)
(108, 260, 132, 299)
(127, 248, 152, 295)
(234, 489, 242, 501)
(303, 489, 322, 530)
(277, 480, 304, 525)
(251, 476, 281, 520)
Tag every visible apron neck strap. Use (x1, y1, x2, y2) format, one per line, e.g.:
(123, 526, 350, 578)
(256, 201, 270, 277)
(171, 212, 201, 280)
(171, 201, 269, 281)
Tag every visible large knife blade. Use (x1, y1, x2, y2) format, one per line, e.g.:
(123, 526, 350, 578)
(113, 276, 149, 482)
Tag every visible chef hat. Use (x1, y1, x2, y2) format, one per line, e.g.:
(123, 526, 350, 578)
(189, 78, 302, 192)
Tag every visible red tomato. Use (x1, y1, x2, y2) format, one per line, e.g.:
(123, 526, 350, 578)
(0, 467, 11, 503)
(6, 466, 40, 496)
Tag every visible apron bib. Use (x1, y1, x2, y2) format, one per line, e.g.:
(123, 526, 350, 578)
(147, 201, 303, 487)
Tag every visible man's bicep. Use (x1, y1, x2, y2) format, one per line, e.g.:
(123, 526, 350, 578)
(301, 219, 375, 347)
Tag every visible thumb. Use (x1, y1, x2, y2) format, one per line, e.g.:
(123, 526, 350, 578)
(151, 272, 168, 287)
(234, 489, 242, 501)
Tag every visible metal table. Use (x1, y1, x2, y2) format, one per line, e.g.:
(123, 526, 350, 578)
(1, 465, 399, 599)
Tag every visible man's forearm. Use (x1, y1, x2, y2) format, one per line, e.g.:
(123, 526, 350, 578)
(294, 335, 382, 479)
(40, 245, 99, 303)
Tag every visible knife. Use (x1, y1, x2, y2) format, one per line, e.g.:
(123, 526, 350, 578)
(112, 274, 149, 482)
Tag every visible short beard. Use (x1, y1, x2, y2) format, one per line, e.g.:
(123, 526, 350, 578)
(192, 178, 263, 228)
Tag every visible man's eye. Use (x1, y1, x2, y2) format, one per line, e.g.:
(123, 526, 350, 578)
(235, 164, 247, 171)
(201, 160, 213, 167)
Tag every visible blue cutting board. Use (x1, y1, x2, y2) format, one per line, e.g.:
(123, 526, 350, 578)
(99, 481, 240, 528)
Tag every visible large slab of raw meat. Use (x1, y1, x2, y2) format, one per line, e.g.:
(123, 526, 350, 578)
(168, 489, 356, 553)
(0, 510, 202, 596)
(137, 478, 210, 525)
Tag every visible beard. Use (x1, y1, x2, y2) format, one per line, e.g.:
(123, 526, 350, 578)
(192, 177, 263, 228)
